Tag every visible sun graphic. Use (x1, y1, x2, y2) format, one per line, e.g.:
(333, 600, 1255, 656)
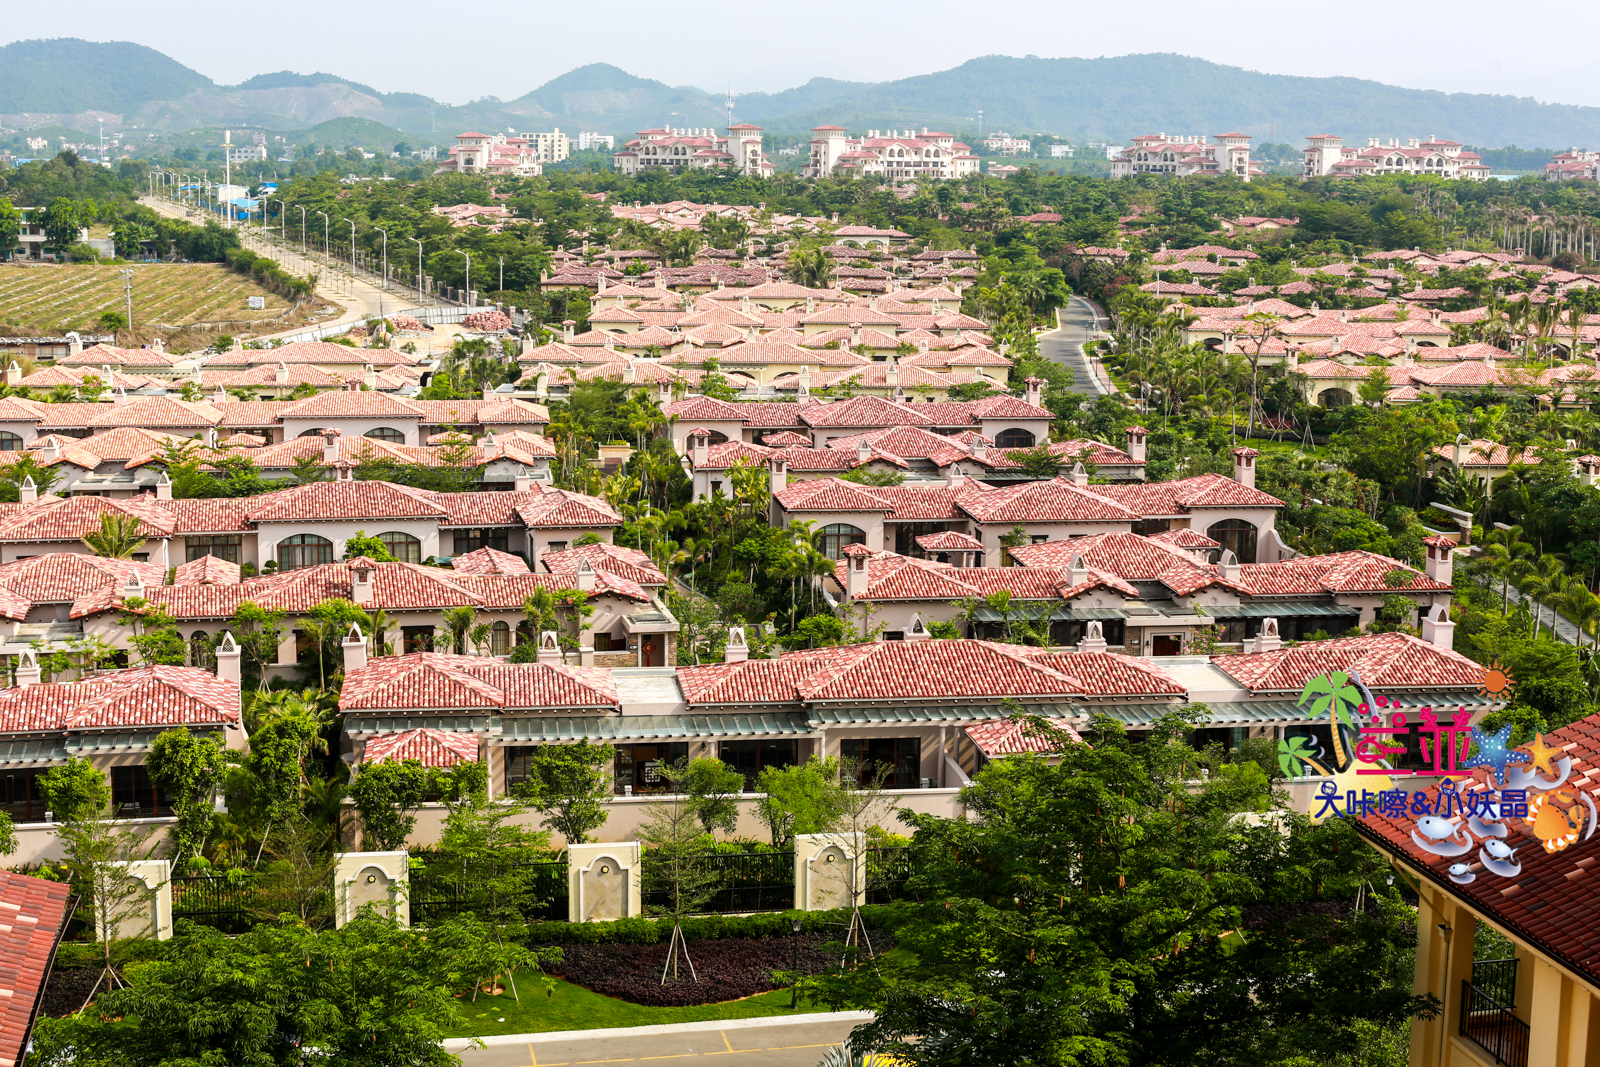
(1479, 660, 1516, 701)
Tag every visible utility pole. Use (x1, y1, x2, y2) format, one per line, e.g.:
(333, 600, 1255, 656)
(373, 226, 388, 291)
(409, 237, 423, 298)
(457, 250, 471, 306)
(117, 268, 134, 332)
(340, 217, 356, 279)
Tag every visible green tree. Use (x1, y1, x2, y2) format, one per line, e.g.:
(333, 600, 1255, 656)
(639, 760, 722, 983)
(82, 511, 146, 558)
(119, 597, 187, 666)
(145, 727, 226, 867)
(0, 197, 20, 260)
(230, 601, 289, 690)
(348, 758, 429, 851)
(679, 756, 746, 837)
(516, 740, 616, 844)
(755, 757, 843, 848)
(342, 529, 396, 562)
(0, 451, 62, 502)
(40, 196, 86, 255)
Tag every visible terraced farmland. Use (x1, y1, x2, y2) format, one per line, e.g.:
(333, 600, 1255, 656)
(0, 264, 332, 343)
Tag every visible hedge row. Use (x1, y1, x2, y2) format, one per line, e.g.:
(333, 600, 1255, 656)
(223, 247, 313, 300)
(517, 904, 911, 946)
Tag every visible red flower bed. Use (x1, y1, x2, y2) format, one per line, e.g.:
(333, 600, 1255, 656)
(549, 932, 887, 1007)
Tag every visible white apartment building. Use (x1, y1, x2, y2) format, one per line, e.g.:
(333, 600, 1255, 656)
(1301, 135, 1491, 181)
(577, 132, 615, 152)
(433, 131, 544, 177)
(1545, 148, 1600, 182)
(983, 132, 1032, 156)
(521, 130, 571, 165)
(803, 126, 981, 181)
(613, 125, 774, 178)
(1048, 144, 1076, 159)
(1110, 133, 1257, 182)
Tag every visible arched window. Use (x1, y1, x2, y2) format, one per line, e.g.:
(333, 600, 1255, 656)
(1206, 519, 1258, 564)
(491, 621, 511, 656)
(278, 533, 334, 571)
(0, 432, 22, 451)
(818, 523, 866, 560)
(994, 428, 1036, 449)
(189, 631, 213, 670)
(297, 428, 329, 438)
(1317, 387, 1353, 409)
(364, 427, 406, 444)
(378, 531, 422, 563)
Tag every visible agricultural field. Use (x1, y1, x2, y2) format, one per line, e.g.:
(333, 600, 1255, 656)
(0, 263, 335, 349)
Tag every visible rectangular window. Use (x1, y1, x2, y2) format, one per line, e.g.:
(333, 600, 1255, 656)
(503, 745, 537, 792)
(186, 535, 242, 563)
(111, 764, 169, 816)
(614, 742, 689, 795)
(452, 528, 510, 555)
(547, 542, 567, 553)
(1, 767, 48, 823)
(839, 737, 922, 789)
(401, 626, 433, 653)
(719, 740, 798, 790)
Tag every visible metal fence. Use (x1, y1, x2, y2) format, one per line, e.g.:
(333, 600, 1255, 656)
(1460, 978, 1529, 1067)
(408, 856, 569, 927)
(644, 850, 796, 915)
(866, 847, 915, 905)
(1472, 957, 1518, 1008)
(171, 874, 260, 935)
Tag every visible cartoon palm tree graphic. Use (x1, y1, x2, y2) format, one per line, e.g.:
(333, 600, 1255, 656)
(1281, 670, 1369, 777)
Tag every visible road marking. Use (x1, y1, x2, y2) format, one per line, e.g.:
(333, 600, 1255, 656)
(639, 1056, 697, 1061)
(765, 1045, 835, 1051)
(575, 1060, 636, 1064)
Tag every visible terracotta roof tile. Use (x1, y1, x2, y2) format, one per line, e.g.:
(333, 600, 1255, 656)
(1211, 633, 1484, 692)
(361, 727, 480, 767)
(340, 652, 618, 711)
(0, 869, 73, 1067)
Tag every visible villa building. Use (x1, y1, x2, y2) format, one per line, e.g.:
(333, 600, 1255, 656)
(1110, 134, 1257, 182)
(1301, 134, 1491, 180)
(803, 127, 980, 181)
(433, 132, 544, 177)
(613, 126, 774, 178)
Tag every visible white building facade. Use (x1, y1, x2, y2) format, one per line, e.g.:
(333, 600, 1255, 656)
(803, 127, 980, 181)
(613, 125, 774, 178)
(1110, 133, 1257, 182)
(1301, 135, 1491, 181)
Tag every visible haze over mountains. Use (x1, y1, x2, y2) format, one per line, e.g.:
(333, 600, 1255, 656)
(4, 38, 1599, 150)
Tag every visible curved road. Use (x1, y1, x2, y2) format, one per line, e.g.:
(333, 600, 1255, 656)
(1039, 295, 1111, 395)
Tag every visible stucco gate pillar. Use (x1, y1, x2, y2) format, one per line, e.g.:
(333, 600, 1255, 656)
(98, 858, 173, 941)
(334, 850, 410, 927)
(568, 842, 642, 922)
(792, 833, 866, 912)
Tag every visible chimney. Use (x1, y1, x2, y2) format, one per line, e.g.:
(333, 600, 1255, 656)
(657, 380, 673, 405)
(562, 319, 576, 344)
(690, 429, 710, 467)
(1421, 604, 1455, 651)
(482, 384, 496, 401)
(1424, 537, 1455, 584)
(576, 557, 596, 591)
(904, 612, 930, 641)
(1452, 434, 1468, 466)
(341, 623, 368, 672)
(1069, 461, 1088, 486)
(856, 440, 871, 464)
(622, 362, 637, 384)
(946, 463, 965, 488)
(156, 472, 172, 500)
(844, 545, 870, 600)
(18, 476, 36, 504)
(1231, 447, 1258, 490)
(123, 570, 146, 602)
(724, 625, 749, 662)
(14, 649, 40, 689)
(1078, 619, 1108, 654)
(328, 553, 369, 607)
(212, 385, 227, 404)
(112, 385, 127, 405)
(1069, 554, 1089, 587)
(322, 428, 341, 464)
(1219, 549, 1241, 582)
(971, 437, 987, 460)
(798, 366, 811, 398)
(1124, 425, 1148, 463)
(850, 322, 862, 348)
(214, 631, 241, 684)
(1253, 618, 1282, 654)
(334, 461, 354, 482)
(769, 455, 788, 496)
(885, 364, 898, 388)
(515, 466, 535, 492)
(538, 630, 563, 664)
(1024, 376, 1043, 407)
(365, 364, 377, 389)
(3, 362, 17, 387)
(275, 362, 289, 385)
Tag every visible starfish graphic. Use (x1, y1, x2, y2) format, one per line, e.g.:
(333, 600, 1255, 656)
(1460, 724, 1532, 785)
(1519, 732, 1562, 777)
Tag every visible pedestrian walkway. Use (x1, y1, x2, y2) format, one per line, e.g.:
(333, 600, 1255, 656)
(452, 1012, 872, 1067)
(1455, 560, 1584, 645)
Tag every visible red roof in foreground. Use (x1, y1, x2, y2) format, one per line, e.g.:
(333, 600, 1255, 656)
(0, 870, 73, 1067)
(1356, 712, 1600, 988)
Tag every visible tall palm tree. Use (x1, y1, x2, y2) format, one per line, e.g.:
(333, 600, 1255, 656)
(441, 605, 477, 655)
(1516, 554, 1567, 640)
(82, 512, 146, 559)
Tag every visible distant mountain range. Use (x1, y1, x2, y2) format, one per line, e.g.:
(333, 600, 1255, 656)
(4, 38, 1598, 151)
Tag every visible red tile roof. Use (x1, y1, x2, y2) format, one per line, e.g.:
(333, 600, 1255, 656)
(0, 664, 240, 734)
(361, 727, 480, 767)
(449, 546, 531, 575)
(0, 870, 73, 1067)
(1210, 633, 1485, 693)
(340, 653, 619, 712)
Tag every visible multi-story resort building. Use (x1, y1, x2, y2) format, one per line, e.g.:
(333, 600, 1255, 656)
(1301, 135, 1491, 180)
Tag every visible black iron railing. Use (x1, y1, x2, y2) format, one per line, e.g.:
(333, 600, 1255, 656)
(1460, 979, 1530, 1067)
(866, 846, 915, 905)
(171, 874, 259, 935)
(1472, 958, 1518, 1008)
(408, 856, 569, 926)
(644, 850, 795, 915)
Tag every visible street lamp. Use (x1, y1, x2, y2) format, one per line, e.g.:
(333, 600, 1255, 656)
(498, 254, 504, 294)
(297, 206, 307, 255)
(116, 268, 134, 332)
(315, 211, 330, 264)
(373, 226, 388, 290)
(409, 237, 423, 297)
(340, 217, 356, 278)
(456, 249, 471, 306)
(268, 199, 285, 244)
(789, 918, 802, 1009)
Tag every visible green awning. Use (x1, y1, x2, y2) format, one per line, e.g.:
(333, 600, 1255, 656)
(972, 607, 1125, 621)
(810, 703, 1077, 726)
(65, 731, 160, 755)
(1091, 692, 1497, 727)
(345, 716, 497, 736)
(1203, 603, 1361, 618)
(0, 739, 68, 765)
(501, 715, 811, 742)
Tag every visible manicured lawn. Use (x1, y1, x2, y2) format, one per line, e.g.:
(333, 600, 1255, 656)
(448, 974, 829, 1037)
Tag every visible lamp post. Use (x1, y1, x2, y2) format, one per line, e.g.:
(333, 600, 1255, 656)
(315, 210, 330, 265)
(498, 254, 504, 294)
(297, 206, 307, 256)
(373, 226, 388, 291)
(340, 217, 356, 279)
(456, 249, 471, 306)
(268, 198, 285, 245)
(116, 268, 134, 332)
(409, 237, 423, 298)
(789, 918, 802, 1009)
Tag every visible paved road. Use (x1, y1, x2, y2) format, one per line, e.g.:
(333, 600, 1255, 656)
(1039, 295, 1110, 395)
(137, 196, 432, 341)
(453, 1015, 870, 1067)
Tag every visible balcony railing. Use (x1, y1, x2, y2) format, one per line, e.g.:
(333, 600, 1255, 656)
(1460, 978, 1529, 1067)
(1472, 957, 1518, 1008)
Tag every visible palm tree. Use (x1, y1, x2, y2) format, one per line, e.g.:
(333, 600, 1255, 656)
(82, 512, 146, 559)
(1558, 578, 1600, 649)
(440, 605, 477, 655)
(1516, 554, 1567, 640)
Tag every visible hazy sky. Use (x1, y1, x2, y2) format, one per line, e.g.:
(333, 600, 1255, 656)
(9, 0, 1600, 108)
